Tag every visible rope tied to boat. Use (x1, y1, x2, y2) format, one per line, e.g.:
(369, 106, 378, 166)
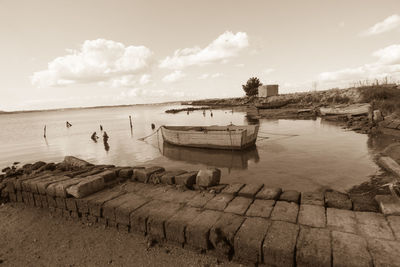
(138, 126, 161, 141)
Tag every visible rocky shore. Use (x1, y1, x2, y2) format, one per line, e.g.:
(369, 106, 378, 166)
(1, 156, 400, 265)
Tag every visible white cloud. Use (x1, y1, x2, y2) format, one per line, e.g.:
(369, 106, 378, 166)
(263, 68, 275, 75)
(211, 73, 223, 78)
(361, 14, 400, 36)
(159, 31, 249, 69)
(198, 74, 209, 79)
(139, 74, 151, 85)
(318, 44, 400, 84)
(31, 39, 153, 88)
(235, 63, 244, 67)
(198, 73, 223, 79)
(162, 70, 186, 83)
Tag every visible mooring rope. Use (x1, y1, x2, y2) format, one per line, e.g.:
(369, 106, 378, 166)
(138, 126, 161, 141)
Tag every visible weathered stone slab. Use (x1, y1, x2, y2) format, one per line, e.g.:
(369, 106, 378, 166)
(296, 227, 331, 267)
(118, 168, 134, 179)
(66, 174, 105, 198)
(270, 201, 299, 223)
(130, 200, 164, 235)
(154, 188, 198, 204)
(301, 191, 324, 206)
(298, 204, 326, 228)
(378, 156, 400, 179)
(355, 211, 394, 240)
(186, 209, 222, 250)
(209, 213, 245, 258)
(46, 178, 81, 197)
(256, 187, 282, 200)
(36, 176, 71, 195)
(65, 198, 77, 211)
(40, 194, 48, 208)
(63, 156, 92, 169)
(279, 190, 300, 204)
(133, 167, 165, 183)
(234, 217, 270, 264)
(23, 173, 53, 192)
(367, 238, 400, 267)
(351, 196, 379, 212)
(221, 183, 245, 196)
(238, 184, 263, 198)
(165, 206, 202, 245)
(204, 193, 234, 211)
(263, 221, 299, 267)
(55, 197, 66, 209)
(246, 199, 275, 218)
(327, 208, 357, 234)
(325, 191, 352, 210)
(332, 231, 372, 267)
(114, 194, 150, 225)
(102, 193, 135, 221)
(224, 196, 252, 215)
(88, 190, 125, 217)
(75, 188, 119, 214)
(146, 202, 182, 241)
(47, 195, 57, 208)
(33, 194, 42, 207)
(375, 195, 400, 215)
(387, 216, 400, 240)
(160, 170, 187, 185)
(175, 171, 198, 187)
(16, 191, 23, 202)
(196, 168, 221, 187)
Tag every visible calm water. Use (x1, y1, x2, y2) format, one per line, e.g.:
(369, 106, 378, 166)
(0, 104, 380, 191)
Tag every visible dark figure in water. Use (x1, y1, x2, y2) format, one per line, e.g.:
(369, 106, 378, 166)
(100, 125, 103, 131)
(91, 132, 98, 142)
(151, 123, 155, 130)
(187, 110, 189, 115)
(103, 131, 109, 142)
(66, 121, 72, 127)
(210, 110, 213, 117)
(203, 110, 206, 117)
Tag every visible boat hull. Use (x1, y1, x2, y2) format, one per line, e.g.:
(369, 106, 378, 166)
(160, 125, 259, 150)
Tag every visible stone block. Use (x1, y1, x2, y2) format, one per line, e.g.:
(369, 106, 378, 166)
(378, 157, 400, 178)
(298, 204, 326, 228)
(187, 192, 215, 208)
(87, 215, 97, 223)
(270, 201, 299, 223)
(133, 167, 165, 183)
(46, 178, 81, 197)
(327, 208, 357, 234)
(63, 209, 71, 218)
(238, 184, 263, 198)
(204, 193, 234, 211)
(118, 168, 133, 179)
(332, 231, 372, 267)
(65, 198, 77, 211)
(196, 168, 221, 187)
(159, 170, 187, 185)
(355, 211, 394, 240)
(33, 194, 42, 207)
(88, 190, 125, 217)
(375, 195, 400, 215)
(146, 202, 182, 241)
(255, 187, 282, 200)
(175, 171, 198, 187)
(301, 191, 324, 206)
(63, 156, 92, 169)
(186, 209, 222, 250)
(224, 196, 252, 215)
(263, 221, 299, 267)
(117, 223, 130, 233)
(102, 193, 134, 221)
(325, 191, 352, 210)
(351, 196, 379, 212)
(40, 195, 48, 208)
(36, 176, 70, 195)
(221, 183, 245, 196)
(56, 197, 66, 209)
(367, 238, 400, 267)
(165, 206, 202, 245)
(279, 190, 300, 204)
(234, 217, 270, 264)
(16, 191, 23, 202)
(154, 188, 197, 204)
(296, 227, 331, 267)
(47, 195, 57, 208)
(387, 216, 400, 240)
(9, 192, 16, 202)
(130, 200, 164, 235)
(114, 194, 149, 225)
(66, 175, 105, 198)
(209, 213, 245, 258)
(246, 199, 275, 218)
(76, 188, 120, 214)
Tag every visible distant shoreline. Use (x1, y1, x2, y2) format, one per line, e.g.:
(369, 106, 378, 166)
(0, 100, 183, 115)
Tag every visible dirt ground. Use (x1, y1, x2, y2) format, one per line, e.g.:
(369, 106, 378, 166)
(0, 203, 241, 267)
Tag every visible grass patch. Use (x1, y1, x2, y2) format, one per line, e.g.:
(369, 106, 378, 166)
(358, 85, 400, 115)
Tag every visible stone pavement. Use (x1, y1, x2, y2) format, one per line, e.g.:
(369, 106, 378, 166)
(1, 159, 400, 266)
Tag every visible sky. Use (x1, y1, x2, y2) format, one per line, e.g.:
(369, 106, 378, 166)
(1, 0, 400, 111)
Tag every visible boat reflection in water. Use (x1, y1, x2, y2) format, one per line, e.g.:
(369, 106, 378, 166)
(161, 141, 260, 170)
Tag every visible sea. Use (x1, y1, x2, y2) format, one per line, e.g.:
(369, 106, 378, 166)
(0, 104, 381, 192)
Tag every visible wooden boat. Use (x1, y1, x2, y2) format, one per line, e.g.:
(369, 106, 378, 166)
(160, 125, 259, 150)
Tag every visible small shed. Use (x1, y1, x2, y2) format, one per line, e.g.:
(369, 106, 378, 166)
(258, 84, 279, 97)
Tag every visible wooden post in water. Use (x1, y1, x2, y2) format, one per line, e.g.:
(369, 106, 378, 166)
(43, 125, 46, 138)
(129, 115, 133, 129)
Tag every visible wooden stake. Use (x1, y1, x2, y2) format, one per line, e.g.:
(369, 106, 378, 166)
(129, 115, 133, 129)
(44, 125, 47, 138)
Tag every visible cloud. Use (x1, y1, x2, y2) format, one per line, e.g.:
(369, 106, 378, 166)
(361, 14, 400, 36)
(139, 74, 151, 85)
(159, 31, 249, 69)
(235, 63, 244, 67)
(162, 70, 186, 83)
(263, 68, 275, 75)
(318, 44, 400, 84)
(31, 39, 153, 88)
(198, 73, 223, 79)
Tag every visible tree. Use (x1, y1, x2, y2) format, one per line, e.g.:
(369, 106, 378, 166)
(242, 77, 262, 96)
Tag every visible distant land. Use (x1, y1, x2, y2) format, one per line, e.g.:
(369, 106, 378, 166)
(0, 101, 182, 115)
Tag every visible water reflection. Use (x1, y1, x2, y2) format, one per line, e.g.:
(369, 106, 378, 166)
(161, 142, 260, 169)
